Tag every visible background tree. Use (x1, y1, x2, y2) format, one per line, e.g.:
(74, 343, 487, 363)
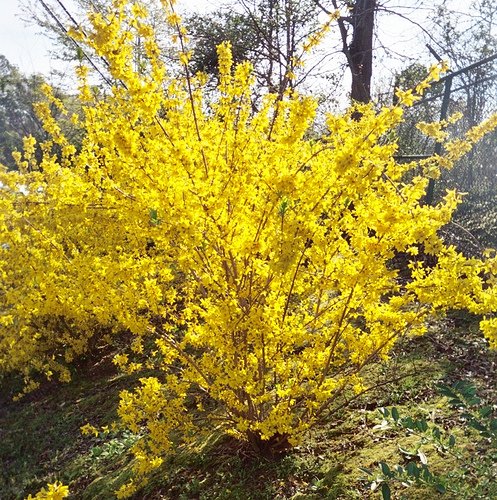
(0, 55, 81, 171)
(424, 0, 497, 250)
(187, 0, 322, 98)
(0, 56, 46, 170)
(390, 0, 497, 165)
(24, 0, 471, 107)
(392, 63, 439, 157)
(428, 0, 497, 127)
(186, 10, 261, 80)
(312, 0, 377, 103)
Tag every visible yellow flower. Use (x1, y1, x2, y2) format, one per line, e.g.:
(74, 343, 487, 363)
(25, 482, 69, 500)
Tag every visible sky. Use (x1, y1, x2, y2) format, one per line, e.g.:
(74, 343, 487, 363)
(0, 0, 442, 90)
(0, 0, 65, 76)
(0, 0, 216, 78)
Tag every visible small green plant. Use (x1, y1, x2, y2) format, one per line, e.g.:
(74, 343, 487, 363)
(361, 380, 497, 499)
(90, 430, 138, 462)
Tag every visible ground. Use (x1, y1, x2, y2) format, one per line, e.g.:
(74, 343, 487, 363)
(1, 311, 496, 499)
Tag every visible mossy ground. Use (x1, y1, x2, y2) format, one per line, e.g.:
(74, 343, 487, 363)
(1, 312, 496, 499)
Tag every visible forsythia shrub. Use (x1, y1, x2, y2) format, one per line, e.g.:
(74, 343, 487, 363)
(1, 0, 497, 494)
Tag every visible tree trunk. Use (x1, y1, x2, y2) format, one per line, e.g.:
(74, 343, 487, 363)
(348, 0, 376, 103)
(246, 430, 293, 458)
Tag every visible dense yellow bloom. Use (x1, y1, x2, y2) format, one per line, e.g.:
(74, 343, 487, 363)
(396, 61, 448, 106)
(1, 0, 497, 495)
(25, 483, 69, 500)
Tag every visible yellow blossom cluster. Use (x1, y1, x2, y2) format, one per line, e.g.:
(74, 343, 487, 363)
(417, 111, 463, 142)
(395, 61, 449, 106)
(1, 0, 497, 495)
(25, 483, 69, 500)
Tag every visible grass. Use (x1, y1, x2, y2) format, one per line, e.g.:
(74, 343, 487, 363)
(1, 311, 496, 499)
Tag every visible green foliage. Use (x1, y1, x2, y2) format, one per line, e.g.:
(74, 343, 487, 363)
(186, 10, 260, 79)
(363, 381, 497, 498)
(0, 55, 82, 171)
(0, 56, 45, 170)
(186, 0, 320, 95)
(90, 430, 138, 462)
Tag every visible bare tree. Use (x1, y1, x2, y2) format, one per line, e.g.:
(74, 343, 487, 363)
(313, 0, 376, 102)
